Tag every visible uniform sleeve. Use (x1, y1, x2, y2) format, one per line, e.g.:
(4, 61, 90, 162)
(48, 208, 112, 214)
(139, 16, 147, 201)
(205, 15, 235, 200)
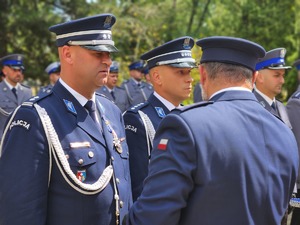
(0, 106, 49, 225)
(287, 99, 300, 148)
(128, 113, 197, 225)
(123, 111, 149, 201)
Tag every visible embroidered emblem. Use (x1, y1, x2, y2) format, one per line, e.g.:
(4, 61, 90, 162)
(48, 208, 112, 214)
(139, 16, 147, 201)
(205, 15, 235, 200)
(280, 49, 286, 58)
(183, 38, 191, 50)
(259, 101, 266, 108)
(125, 125, 137, 133)
(9, 120, 30, 130)
(155, 107, 166, 118)
(158, 139, 168, 151)
(63, 99, 77, 114)
(104, 15, 113, 28)
(76, 170, 86, 182)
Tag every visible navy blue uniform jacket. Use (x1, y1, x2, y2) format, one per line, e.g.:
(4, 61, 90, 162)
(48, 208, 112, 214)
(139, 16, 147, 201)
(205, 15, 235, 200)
(123, 94, 170, 201)
(0, 81, 132, 225)
(128, 91, 298, 225)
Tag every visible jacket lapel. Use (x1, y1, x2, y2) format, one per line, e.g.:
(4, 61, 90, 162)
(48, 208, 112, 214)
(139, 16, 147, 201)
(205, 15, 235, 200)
(53, 82, 107, 146)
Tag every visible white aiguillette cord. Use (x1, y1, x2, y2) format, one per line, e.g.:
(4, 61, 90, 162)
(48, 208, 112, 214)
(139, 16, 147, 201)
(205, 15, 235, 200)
(34, 103, 113, 194)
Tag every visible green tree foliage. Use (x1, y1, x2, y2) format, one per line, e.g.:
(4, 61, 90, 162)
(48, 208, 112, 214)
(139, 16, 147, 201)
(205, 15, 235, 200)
(0, 0, 299, 101)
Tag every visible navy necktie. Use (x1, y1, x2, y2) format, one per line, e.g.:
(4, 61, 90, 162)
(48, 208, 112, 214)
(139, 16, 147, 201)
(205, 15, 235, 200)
(84, 100, 103, 132)
(271, 102, 276, 111)
(11, 87, 17, 99)
(111, 90, 115, 100)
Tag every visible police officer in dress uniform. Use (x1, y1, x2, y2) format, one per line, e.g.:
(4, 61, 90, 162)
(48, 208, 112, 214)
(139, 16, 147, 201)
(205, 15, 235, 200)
(121, 60, 153, 106)
(0, 54, 32, 140)
(193, 81, 203, 103)
(38, 61, 61, 95)
(0, 14, 131, 225)
(253, 48, 292, 129)
(125, 36, 299, 225)
(293, 59, 300, 91)
(123, 36, 196, 201)
(286, 59, 300, 225)
(96, 61, 130, 112)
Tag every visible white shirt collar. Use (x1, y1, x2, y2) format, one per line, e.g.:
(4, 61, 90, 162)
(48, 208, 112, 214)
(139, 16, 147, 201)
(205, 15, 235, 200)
(4, 79, 19, 90)
(105, 86, 113, 92)
(59, 78, 95, 106)
(153, 92, 178, 111)
(209, 87, 251, 100)
(254, 88, 275, 106)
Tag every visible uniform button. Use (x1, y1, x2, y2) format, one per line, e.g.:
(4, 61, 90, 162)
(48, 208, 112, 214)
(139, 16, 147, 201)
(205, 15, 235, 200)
(65, 154, 69, 159)
(116, 178, 120, 184)
(88, 151, 94, 158)
(78, 158, 84, 165)
(111, 156, 115, 161)
(120, 201, 124, 208)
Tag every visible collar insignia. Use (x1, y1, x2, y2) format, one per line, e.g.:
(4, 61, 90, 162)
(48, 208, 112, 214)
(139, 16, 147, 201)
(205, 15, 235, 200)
(155, 107, 166, 118)
(63, 99, 77, 114)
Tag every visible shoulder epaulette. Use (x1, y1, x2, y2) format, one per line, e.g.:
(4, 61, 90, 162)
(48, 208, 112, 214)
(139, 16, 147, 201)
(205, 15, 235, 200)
(115, 86, 124, 90)
(96, 92, 114, 103)
(96, 92, 108, 99)
(121, 80, 129, 86)
(22, 92, 52, 107)
(174, 101, 214, 113)
(292, 91, 300, 99)
(127, 102, 149, 113)
(20, 83, 31, 89)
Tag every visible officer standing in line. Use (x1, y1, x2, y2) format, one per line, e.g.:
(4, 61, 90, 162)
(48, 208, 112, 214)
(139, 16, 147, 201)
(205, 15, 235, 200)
(96, 61, 131, 112)
(253, 48, 292, 128)
(125, 36, 298, 225)
(0, 14, 131, 225)
(38, 61, 61, 95)
(292, 59, 300, 91)
(123, 36, 196, 201)
(286, 59, 300, 225)
(0, 54, 32, 140)
(141, 65, 152, 86)
(121, 60, 153, 107)
(193, 81, 203, 103)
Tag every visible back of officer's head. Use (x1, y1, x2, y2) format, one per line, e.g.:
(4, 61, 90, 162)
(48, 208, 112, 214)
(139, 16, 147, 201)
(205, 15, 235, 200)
(196, 36, 265, 84)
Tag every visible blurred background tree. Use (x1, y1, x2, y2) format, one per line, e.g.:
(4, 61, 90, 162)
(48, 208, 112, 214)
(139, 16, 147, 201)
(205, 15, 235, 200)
(0, 0, 299, 102)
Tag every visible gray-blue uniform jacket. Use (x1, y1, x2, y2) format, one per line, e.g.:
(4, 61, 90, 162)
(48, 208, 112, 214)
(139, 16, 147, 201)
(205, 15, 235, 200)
(253, 89, 292, 129)
(127, 90, 298, 225)
(123, 93, 170, 201)
(0, 80, 32, 140)
(96, 86, 131, 113)
(0, 81, 132, 225)
(121, 78, 153, 107)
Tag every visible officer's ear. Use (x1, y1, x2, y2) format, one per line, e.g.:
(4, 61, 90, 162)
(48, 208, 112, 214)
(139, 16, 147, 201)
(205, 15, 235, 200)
(150, 68, 162, 86)
(252, 71, 258, 85)
(60, 46, 73, 65)
(199, 65, 207, 85)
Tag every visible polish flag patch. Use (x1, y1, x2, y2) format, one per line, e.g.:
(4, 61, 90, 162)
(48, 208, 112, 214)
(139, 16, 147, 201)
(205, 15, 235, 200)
(158, 139, 168, 150)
